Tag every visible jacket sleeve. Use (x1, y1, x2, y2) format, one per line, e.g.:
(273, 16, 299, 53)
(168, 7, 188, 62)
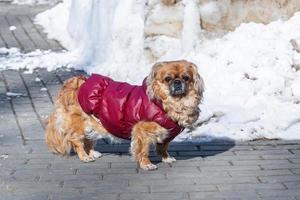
(149, 106, 184, 143)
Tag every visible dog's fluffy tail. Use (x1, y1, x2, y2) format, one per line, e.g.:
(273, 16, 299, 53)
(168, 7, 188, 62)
(45, 113, 71, 155)
(45, 76, 86, 156)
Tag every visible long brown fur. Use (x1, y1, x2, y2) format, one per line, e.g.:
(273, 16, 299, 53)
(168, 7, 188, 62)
(45, 76, 107, 162)
(45, 60, 204, 170)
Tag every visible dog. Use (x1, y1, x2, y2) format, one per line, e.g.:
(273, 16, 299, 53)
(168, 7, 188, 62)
(45, 60, 204, 170)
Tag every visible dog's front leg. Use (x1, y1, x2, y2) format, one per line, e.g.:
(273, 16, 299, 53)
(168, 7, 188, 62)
(70, 134, 95, 162)
(130, 122, 168, 171)
(156, 142, 176, 163)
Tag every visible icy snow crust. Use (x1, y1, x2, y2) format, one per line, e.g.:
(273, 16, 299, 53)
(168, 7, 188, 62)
(2, 0, 300, 141)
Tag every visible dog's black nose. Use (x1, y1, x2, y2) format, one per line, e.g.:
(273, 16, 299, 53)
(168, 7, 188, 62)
(174, 79, 181, 86)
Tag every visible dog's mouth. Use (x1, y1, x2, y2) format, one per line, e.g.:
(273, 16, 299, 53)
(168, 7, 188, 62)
(170, 80, 187, 97)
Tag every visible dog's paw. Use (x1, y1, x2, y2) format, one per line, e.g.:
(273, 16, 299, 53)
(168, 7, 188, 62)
(162, 156, 176, 163)
(140, 163, 158, 171)
(90, 150, 102, 159)
(80, 155, 95, 163)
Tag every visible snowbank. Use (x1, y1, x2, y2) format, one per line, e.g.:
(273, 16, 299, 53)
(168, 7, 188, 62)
(3, 1, 300, 142)
(0, 48, 76, 72)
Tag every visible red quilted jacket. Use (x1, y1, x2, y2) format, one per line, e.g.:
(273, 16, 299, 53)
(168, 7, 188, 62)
(77, 74, 184, 142)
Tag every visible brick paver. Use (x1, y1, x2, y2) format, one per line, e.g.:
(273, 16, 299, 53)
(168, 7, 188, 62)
(0, 3, 300, 200)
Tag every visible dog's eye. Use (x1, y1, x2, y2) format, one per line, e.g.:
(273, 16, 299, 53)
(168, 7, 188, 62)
(164, 76, 172, 82)
(182, 75, 190, 81)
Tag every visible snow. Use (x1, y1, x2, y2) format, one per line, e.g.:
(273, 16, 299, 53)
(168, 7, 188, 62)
(0, 48, 76, 73)
(2, 1, 300, 141)
(6, 92, 23, 97)
(199, 1, 222, 24)
(181, 0, 202, 53)
(9, 26, 16, 31)
(35, 2, 72, 49)
(0, 154, 8, 160)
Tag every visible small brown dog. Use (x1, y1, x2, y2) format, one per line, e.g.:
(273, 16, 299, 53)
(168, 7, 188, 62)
(45, 60, 204, 170)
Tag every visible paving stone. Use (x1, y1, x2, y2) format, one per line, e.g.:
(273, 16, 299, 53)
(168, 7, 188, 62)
(172, 160, 231, 167)
(178, 150, 235, 157)
(166, 171, 230, 179)
(195, 176, 259, 185)
(129, 178, 196, 186)
(283, 181, 300, 189)
(151, 184, 218, 193)
(217, 183, 286, 191)
(261, 197, 296, 200)
(82, 185, 148, 194)
(231, 159, 291, 166)
(228, 169, 293, 177)
(51, 193, 118, 200)
(77, 168, 138, 175)
(189, 191, 259, 200)
(234, 149, 293, 156)
(200, 165, 261, 171)
(0, 194, 49, 200)
(104, 173, 165, 182)
(261, 154, 300, 160)
(291, 169, 300, 174)
(260, 163, 300, 170)
(257, 189, 300, 198)
(120, 192, 189, 200)
(259, 175, 300, 183)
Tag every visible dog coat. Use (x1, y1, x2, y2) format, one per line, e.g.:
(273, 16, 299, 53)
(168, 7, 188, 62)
(78, 74, 184, 142)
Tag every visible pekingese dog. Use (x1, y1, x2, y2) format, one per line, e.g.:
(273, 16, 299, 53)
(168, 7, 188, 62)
(45, 60, 204, 170)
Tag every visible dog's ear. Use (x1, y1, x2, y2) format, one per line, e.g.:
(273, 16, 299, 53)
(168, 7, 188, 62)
(189, 63, 205, 101)
(146, 62, 164, 99)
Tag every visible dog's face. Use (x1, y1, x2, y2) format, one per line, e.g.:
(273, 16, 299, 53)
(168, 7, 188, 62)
(147, 60, 204, 101)
(156, 63, 191, 97)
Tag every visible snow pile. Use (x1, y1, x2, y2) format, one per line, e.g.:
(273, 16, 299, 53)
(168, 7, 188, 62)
(35, 1, 72, 49)
(36, 0, 146, 82)
(0, 48, 76, 72)
(181, 0, 202, 53)
(3, 1, 300, 141)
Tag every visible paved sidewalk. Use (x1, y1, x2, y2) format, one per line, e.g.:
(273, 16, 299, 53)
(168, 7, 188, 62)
(0, 3, 300, 200)
(0, 3, 63, 52)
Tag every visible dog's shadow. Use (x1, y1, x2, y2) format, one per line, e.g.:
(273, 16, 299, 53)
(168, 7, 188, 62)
(91, 138, 235, 163)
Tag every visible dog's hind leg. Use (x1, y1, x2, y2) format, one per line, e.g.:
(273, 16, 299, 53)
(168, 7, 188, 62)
(70, 133, 95, 162)
(83, 139, 102, 159)
(156, 142, 176, 163)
